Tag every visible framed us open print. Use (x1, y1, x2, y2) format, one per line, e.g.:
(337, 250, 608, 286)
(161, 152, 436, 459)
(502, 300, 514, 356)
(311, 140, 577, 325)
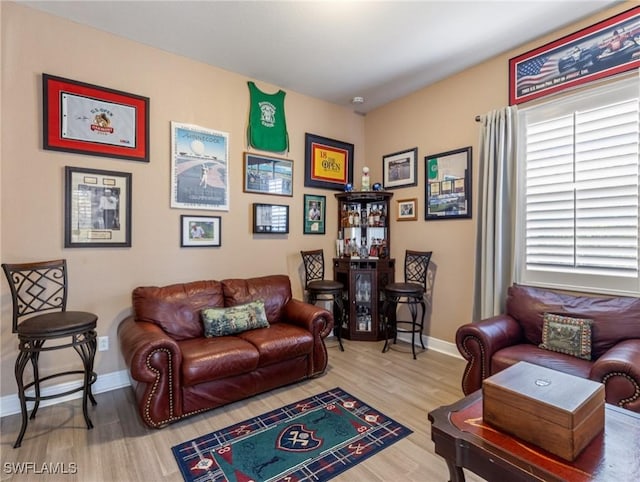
(43, 74, 149, 162)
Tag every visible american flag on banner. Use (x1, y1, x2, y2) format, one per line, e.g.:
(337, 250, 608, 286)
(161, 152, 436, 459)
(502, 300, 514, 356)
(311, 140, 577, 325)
(517, 55, 559, 89)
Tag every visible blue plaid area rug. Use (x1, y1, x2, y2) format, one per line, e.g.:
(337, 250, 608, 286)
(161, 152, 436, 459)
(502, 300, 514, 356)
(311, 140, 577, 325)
(171, 387, 413, 482)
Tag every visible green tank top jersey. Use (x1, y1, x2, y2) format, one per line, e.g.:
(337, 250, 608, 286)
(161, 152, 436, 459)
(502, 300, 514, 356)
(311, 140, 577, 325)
(247, 81, 289, 153)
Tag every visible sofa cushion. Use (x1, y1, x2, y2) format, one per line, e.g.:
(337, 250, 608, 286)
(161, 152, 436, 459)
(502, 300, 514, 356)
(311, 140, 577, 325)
(506, 284, 640, 358)
(133, 281, 224, 340)
(222, 275, 292, 324)
(237, 323, 313, 366)
(492, 344, 592, 380)
(201, 300, 269, 337)
(178, 337, 259, 386)
(539, 313, 592, 360)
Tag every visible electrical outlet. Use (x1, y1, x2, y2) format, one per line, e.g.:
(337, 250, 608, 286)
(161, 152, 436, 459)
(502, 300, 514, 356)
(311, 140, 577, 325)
(98, 336, 109, 352)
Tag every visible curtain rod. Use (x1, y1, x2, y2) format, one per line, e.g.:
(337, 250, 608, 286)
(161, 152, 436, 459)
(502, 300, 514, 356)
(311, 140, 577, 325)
(475, 115, 481, 122)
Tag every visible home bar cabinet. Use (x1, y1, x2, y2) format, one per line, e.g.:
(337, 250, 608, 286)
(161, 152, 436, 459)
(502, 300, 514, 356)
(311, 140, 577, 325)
(333, 192, 395, 341)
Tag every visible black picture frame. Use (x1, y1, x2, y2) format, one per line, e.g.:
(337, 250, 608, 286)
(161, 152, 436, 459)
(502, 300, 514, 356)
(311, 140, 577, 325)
(180, 215, 221, 247)
(383, 147, 418, 189)
(304, 133, 354, 190)
(243, 152, 293, 197)
(64, 166, 132, 247)
(252, 203, 290, 234)
(303, 194, 326, 235)
(425, 147, 472, 220)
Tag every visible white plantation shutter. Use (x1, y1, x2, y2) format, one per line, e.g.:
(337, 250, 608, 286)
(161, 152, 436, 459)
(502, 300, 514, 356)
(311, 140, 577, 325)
(517, 76, 640, 295)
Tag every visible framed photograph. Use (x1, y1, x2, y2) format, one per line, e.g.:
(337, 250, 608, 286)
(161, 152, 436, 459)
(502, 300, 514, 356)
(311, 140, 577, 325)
(43, 74, 149, 162)
(303, 194, 326, 234)
(252, 203, 289, 234)
(509, 6, 640, 105)
(304, 133, 354, 190)
(425, 146, 472, 220)
(383, 147, 418, 189)
(397, 198, 417, 221)
(180, 215, 221, 247)
(171, 122, 229, 211)
(64, 166, 132, 248)
(243, 152, 293, 196)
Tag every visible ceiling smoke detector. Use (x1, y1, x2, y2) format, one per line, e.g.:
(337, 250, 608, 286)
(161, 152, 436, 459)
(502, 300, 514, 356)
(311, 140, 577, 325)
(351, 96, 364, 104)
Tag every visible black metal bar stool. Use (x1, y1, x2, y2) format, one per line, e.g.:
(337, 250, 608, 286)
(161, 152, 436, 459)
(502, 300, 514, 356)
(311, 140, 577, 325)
(2, 259, 98, 448)
(300, 249, 345, 351)
(382, 250, 432, 359)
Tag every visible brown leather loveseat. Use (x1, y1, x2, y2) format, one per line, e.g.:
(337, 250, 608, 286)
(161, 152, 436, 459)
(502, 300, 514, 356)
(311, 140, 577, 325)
(456, 284, 640, 413)
(118, 275, 333, 428)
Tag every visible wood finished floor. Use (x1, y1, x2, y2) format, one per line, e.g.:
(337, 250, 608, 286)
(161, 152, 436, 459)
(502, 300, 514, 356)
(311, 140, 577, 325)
(0, 338, 486, 482)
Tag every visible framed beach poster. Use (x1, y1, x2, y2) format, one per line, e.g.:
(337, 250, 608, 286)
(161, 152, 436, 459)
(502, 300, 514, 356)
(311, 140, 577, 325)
(171, 122, 230, 211)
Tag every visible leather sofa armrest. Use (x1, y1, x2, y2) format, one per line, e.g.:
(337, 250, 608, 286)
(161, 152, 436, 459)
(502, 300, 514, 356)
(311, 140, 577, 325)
(117, 316, 183, 427)
(591, 339, 640, 413)
(281, 298, 334, 338)
(281, 299, 333, 376)
(456, 314, 524, 395)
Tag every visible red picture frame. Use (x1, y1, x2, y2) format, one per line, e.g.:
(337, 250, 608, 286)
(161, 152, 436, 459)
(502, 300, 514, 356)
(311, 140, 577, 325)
(43, 74, 149, 162)
(509, 6, 640, 105)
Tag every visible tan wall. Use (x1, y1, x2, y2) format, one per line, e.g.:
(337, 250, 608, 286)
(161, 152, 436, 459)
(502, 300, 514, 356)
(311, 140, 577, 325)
(364, 2, 634, 343)
(0, 1, 632, 399)
(0, 2, 364, 397)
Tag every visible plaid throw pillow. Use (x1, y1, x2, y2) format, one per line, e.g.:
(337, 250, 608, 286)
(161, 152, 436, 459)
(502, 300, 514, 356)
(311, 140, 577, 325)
(201, 300, 269, 337)
(539, 312, 593, 360)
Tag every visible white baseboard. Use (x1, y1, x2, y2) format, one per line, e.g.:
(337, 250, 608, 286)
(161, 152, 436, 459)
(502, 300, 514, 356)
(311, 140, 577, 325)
(1, 335, 461, 418)
(0, 369, 131, 418)
(395, 332, 462, 359)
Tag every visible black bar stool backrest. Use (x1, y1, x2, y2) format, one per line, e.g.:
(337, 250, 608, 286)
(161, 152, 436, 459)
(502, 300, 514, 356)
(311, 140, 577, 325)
(2, 259, 68, 334)
(301, 249, 325, 287)
(404, 250, 432, 289)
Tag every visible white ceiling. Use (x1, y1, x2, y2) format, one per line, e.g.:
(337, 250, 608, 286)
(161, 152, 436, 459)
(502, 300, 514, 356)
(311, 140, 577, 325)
(19, 0, 620, 113)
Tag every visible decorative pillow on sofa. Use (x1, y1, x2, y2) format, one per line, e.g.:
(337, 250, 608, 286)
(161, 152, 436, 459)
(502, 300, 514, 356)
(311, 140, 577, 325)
(201, 300, 269, 337)
(539, 313, 593, 360)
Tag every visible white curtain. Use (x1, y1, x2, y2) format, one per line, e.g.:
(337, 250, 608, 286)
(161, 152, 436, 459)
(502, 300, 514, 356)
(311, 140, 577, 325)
(472, 106, 518, 320)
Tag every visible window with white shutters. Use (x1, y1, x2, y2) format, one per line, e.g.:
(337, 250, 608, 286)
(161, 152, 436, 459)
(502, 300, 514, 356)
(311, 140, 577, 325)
(516, 76, 640, 295)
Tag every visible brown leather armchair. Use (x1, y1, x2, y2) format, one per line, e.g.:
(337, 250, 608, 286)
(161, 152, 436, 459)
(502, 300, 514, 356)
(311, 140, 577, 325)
(118, 275, 333, 428)
(456, 284, 640, 413)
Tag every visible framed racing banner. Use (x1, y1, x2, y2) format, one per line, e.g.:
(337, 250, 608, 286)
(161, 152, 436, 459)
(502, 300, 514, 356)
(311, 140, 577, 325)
(43, 74, 149, 162)
(304, 133, 354, 190)
(509, 6, 640, 105)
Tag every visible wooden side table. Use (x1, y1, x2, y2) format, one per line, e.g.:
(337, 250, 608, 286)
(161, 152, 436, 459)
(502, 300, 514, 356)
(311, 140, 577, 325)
(428, 390, 640, 482)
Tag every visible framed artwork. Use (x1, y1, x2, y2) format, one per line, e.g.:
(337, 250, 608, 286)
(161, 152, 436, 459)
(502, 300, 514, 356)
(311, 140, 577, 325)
(383, 147, 418, 189)
(252, 203, 289, 234)
(303, 194, 326, 234)
(64, 166, 132, 247)
(304, 133, 354, 190)
(43, 74, 149, 162)
(171, 122, 229, 211)
(243, 152, 293, 197)
(425, 147, 472, 220)
(397, 198, 417, 221)
(180, 215, 221, 247)
(509, 6, 640, 105)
